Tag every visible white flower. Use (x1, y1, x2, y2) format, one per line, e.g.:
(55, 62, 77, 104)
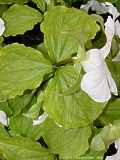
(33, 112, 48, 126)
(0, 111, 8, 126)
(81, 16, 118, 102)
(0, 18, 5, 36)
(81, 0, 108, 14)
(81, 1, 120, 38)
(106, 139, 120, 160)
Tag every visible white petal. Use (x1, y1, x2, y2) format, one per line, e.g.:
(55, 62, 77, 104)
(106, 154, 119, 160)
(81, 0, 108, 14)
(81, 69, 111, 102)
(100, 16, 115, 59)
(80, 0, 96, 12)
(33, 113, 48, 126)
(115, 20, 120, 37)
(104, 2, 119, 20)
(82, 49, 103, 72)
(0, 111, 8, 126)
(0, 18, 5, 36)
(105, 66, 118, 95)
(115, 139, 120, 149)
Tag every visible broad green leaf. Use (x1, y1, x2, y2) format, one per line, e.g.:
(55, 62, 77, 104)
(37, 43, 51, 62)
(110, 39, 119, 58)
(24, 92, 43, 119)
(0, 43, 52, 101)
(43, 65, 106, 128)
(100, 99, 120, 123)
(2, 4, 43, 36)
(0, 102, 12, 116)
(39, 118, 91, 159)
(41, 6, 99, 63)
(0, 124, 9, 138)
(9, 114, 44, 140)
(9, 115, 33, 137)
(33, 0, 46, 13)
(0, 136, 54, 160)
(79, 151, 104, 160)
(107, 60, 120, 93)
(0, 4, 8, 16)
(91, 120, 120, 152)
(0, 0, 28, 4)
(8, 91, 35, 116)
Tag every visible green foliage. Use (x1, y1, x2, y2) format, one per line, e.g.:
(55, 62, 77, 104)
(0, 43, 52, 101)
(2, 4, 43, 36)
(0, 0, 120, 160)
(37, 118, 91, 159)
(33, 0, 47, 13)
(0, 136, 54, 160)
(41, 6, 99, 63)
(79, 151, 104, 160)
(91, 120, 120, 152)
(43, 65, 106, 128)
(0, 0, 28, 4)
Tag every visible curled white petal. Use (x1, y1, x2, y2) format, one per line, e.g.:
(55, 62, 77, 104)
(33, 112, 48, 126)
(81, 0, 96, 12)
(0, 111, 8, 126)
(0, 18, 5, 36)
(115, 20, 120, 37)
(104, 2, 119, 20)
(100, 16, 115, 58)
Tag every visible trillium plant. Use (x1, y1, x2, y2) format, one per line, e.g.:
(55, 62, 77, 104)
(1, 0, 120, 160)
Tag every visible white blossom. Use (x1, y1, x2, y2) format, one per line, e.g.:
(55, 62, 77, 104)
(0, 111, 8, 126)
(81, 0, 120, 38)
(0, 18, 5, 36)
(81, 16, 118, 102)
(33, 112, 48, 126)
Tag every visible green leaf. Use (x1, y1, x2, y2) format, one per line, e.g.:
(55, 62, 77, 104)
(0, 124, 9, 138)
(0, 43, 52, 101)
(9, 114, 45, 140)
(33, 0, 46, 13)
(37, 43, 51, 62)
(9, 115, 33, 137)
(3, 4, 43, 36)
(43, 65, 106, 128)
(107, 60, 120, 93)
(79, 151, 104, 160)
(0, 4, 8, 16)
(91, 120, 120, 152)
(100, 99, 120, 123)
(39, 118, 91, 159)
(41, 6, 99, 63)
(24, 92, 43, 119)
(0, 136, 54, 160)
(0, 102, 12, 116)
(8, 91, 35, 116)
(0, 0, 28, 4)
